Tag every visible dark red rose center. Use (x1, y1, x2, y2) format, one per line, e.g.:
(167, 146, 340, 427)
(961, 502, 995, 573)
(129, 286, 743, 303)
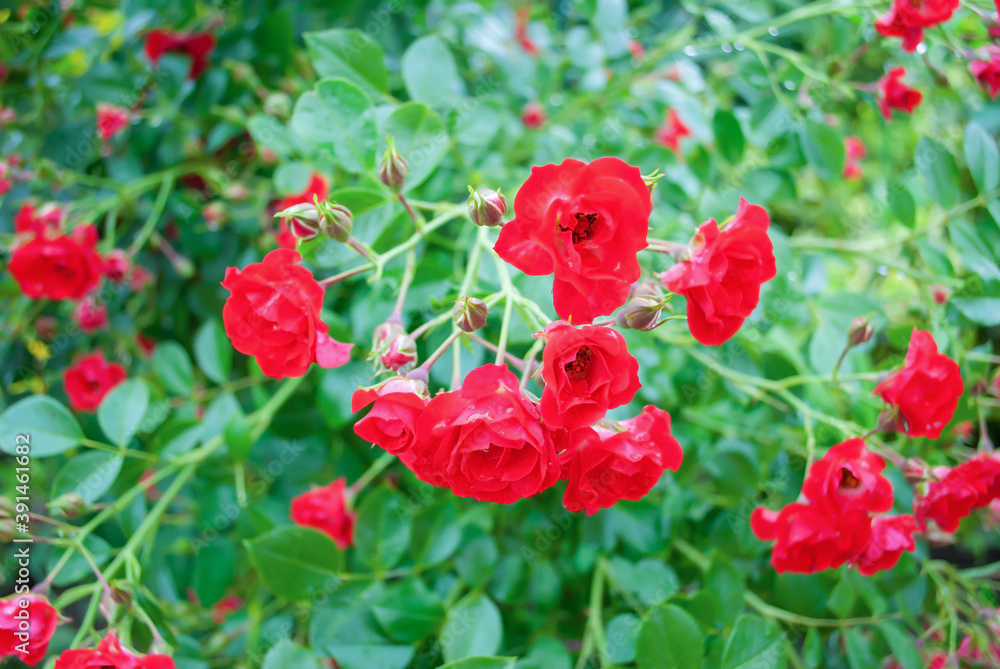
(562, 212, 601, 245)
(839, 468, 862, 490)
(564, 347, 592, 377)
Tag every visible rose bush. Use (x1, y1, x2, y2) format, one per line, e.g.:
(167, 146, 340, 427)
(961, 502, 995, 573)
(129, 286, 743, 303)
(2, 1, 1000, 668)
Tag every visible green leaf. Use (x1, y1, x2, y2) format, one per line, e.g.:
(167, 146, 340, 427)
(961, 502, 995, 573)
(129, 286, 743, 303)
(442, 659, 516, 669)
(798, 121, 845, 182)
(382, 103, 451, 191)
(0, 396, 83, 456)
(304, 29, 388, 95)
(442, 593, 504, 663)
(802, 628, 822, 669)
(401, 35, 464, 109)
(262, 640, 322, 669)
(372, 578, 444, 643)
(877, 622, 923, 669)
(707, 560, 745, 627)
(603, 613, 642, 664)
(310, 582, 415, 669)
(98, 380, 150, 447)
(844, 628, 879, 669)
(952, 297, 1000, 326)
(721, 614, 787, 669)
(52, 451, 123, 503)
(517, 636, 572, 669)
(224, 411, 254, 463)
(826, 574, 857, 618)
(292, 77, 376, 174)
(713, 109, 745, 164)
(635, 604, 704, 669)
(889, 182, 916, 228)
(455, 535, 499, 588)
(355, 486, 411, 571)
(245, 526, 344, 600)
(194, 319, 232, 386)
(411, 499, 461, 567)
(247, 114, 301, 159)
(152, 341, 194, 395)
(916, 137, 961, 208)
(964, 122, 1000, 195)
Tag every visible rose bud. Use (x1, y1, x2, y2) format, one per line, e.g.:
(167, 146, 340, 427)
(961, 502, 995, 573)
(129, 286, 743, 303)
(224, 183, 250, 200)
(381, 334, 417, 371)
(629, 279, 661, 299)
(901, 457, 929, 485)
(379, 136, 408, 190)
(49, 492, 91, 518)
(931, 285, 949, 304)
(372, 319, 406, 351)
(275, 202, 321, 241)
(320, 202, 353, 243)
(453, 296, 489, 332)
(616, 296, 663, 331)
(467, 186, 507, 227)
(204, 201, 228, 227)
(847, 316, 873, 346)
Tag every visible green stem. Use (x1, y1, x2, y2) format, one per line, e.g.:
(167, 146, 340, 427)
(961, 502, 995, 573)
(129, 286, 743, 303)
(128, 173, 175, 256)
(348, 452, 396, 497)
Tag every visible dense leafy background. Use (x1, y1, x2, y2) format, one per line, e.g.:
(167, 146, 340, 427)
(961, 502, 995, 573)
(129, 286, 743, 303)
(1, 0, 1000, 668)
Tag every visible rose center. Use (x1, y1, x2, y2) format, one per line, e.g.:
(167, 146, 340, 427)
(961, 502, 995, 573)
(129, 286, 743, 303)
(839, 468, 862, 490)
(561, 212, 600, 245)
(564, 347, 592, 377)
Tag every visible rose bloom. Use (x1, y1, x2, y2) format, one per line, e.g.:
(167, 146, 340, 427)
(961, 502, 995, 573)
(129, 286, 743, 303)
(521, 101, 546, 129)
(54, 632, 174, 669)
(96, 103, 130, 142)
(800, 438, 894, 515)
(653, 109, 690, 152)
(103, 249, 131, 284)
(352, 377, 428, 468)
(494, 157, 652, 324)
(410, 364, 561, 504)
(971, 47, 1000, 99)
(9, 224, 105, 300)
(657, 198, 776, 346)
(537, 320, 640, 430)
(221, 249, 352, 379)
(875, 0, 959, 51)
(843, 136, 866, 180)
(914, 466, 982, 532)
(144, 29, 216, 79)
(15, 202, 64, 237)
(960, 455, 1000, 508)
(560, 406, 683, 515)
(63, 352, 127, 412)
(878, 67, 922, 120)
(853, 514, 918, 576)
(73, 297, 109, 333)
(0, 595, 59, 667)
(379, 334, 417, 371)
(274, 172, 329, 213)
(872, 328, 963, 439)
(289, 478, 356, 550)
(750, 503, 872, 574)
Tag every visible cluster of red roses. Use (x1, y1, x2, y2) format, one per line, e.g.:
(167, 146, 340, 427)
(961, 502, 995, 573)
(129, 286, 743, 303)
(0, 595, 172, 668)
(751, 328, 985, 575)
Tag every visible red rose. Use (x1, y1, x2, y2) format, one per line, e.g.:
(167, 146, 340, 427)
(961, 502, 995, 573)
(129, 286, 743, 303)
(964, 455, 1000, 507)
(211, 594, 244, 624)
(411, 364, 561, 503)
(15, 202, 63, 238)
(63, 352, 127, 412)
(144, 29, 216, 79)
(537, 320, 640, 430)
(221, 249, 353, 379)
(876, 0, 959, 51)
(9, 225, 105, 300)
(73, 297, 109, 333)
(843, 136, 866, 180)
(103, 249, 130, 284)
(878, 67, 922, 120)
(750, 503, 871, 574)
(657, 198, 776, 346)
(494, 157, 652, 324)
(800, 438, 894, 515)
(853, 514, 918, 576)
(289, 478, 355, 550)
(872, 328, 963, 439)
(54, 632, 174, 669)
(96, 104, 130, 142)
(0, 595, 59, 667)
(914, 466, 982, 532)
(352, 378, 428, 467)
(274, 172, 329, 212)
(972, 48, 1000, 99)
(560, 406, 683, 515)
(274, 220, 297, 249)
(379, 334, 417, 371)
(653, 109, 690, 152)
(521, 102, 546, 129)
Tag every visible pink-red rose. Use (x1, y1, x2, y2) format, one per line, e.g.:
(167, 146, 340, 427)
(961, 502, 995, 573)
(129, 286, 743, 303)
(0, 595, 59, 667)
(289, 478, 356, 550)
(9, 225, 105, 300)
(800, 438, 894, 515)
(63, 352, 127, 412)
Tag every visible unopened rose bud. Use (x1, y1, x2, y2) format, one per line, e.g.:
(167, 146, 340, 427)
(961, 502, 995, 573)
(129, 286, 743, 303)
(275, 203, 321, 241)
(642, 169, 665, 193)
(847, 316, 873, 346)
(931, 285, 949, 305)
(264, 92, 292, 118)
(204, 202, 228, 227)
(35, 316, 58, 340)
(629, 279, 661, 299)
(381, 334, 417, 371)
(467, 187, 507, 227)
(901, 458, 929, 484)
(320, 202, 353, 243)
(49, 492, 90, 519)
(224, 183, 249, 200)
(616, 296, 662, 331)
(104, 249, 130, 284)
(379, 136, 408, 190)
(453, 296, 489, 332)
(372, 320, 406, 350)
